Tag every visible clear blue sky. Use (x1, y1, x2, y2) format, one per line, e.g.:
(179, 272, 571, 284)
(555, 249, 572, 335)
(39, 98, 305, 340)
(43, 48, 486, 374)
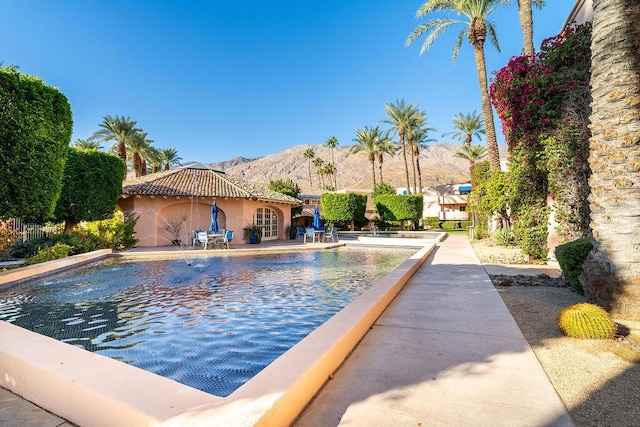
(2, 1, 575, 163)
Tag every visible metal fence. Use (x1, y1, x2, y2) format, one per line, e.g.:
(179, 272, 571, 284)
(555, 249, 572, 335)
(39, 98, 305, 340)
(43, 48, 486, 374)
(9, 218, 60, 242)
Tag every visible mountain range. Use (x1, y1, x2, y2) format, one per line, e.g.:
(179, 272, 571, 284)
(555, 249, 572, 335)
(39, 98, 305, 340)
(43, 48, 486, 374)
(206, 143, 506, 194)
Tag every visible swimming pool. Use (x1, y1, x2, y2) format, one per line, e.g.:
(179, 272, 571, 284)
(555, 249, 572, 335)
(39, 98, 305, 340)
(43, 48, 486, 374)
(0, 246, 415, 397)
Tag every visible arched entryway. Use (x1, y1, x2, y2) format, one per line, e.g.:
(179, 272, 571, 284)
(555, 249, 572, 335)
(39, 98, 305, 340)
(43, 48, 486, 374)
(254, 207, 279, 241)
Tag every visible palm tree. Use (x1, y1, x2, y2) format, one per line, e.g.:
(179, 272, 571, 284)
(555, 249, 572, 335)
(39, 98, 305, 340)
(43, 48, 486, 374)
(325, 136, 339, 189)
(303, 147, 315, 187)
(313, 157, 325, 187)
(407, 0, 505, 170)
(127, 131, 153, 177)
(406, 110, 427, 193)
(375, 131, 397, 185)
(383, 99, 422, 192)
(517, 0, 546, 56)
(454, 144, 487, 184)
(157, 148, 182, 171)
(322, 163, 336, 190)
(94, 115, 140, 166)
(146, 146, 162, 173)
(349, 126, 384, 188)
(443, 111, 485, 147)
(410, 123, 437, 191)
(580, 0, 640, 320)
(73, 138, 102, 150)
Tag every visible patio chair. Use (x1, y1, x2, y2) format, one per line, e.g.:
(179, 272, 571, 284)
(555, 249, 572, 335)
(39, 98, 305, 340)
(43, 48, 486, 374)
(192, 230, 205, 247)
(303, 227, 317, 243)
(296, 226, 305, 240)
(194, 230, 213, 250)
(215, 230, 234, 249)
(323, 227, 338, 243)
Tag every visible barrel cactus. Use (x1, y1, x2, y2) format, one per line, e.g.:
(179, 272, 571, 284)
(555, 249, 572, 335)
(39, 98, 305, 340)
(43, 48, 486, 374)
(558, 303, 617, 339)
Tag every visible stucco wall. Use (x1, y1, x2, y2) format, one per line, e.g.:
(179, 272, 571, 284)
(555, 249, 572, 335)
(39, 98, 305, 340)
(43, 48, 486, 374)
(118, 196, 293, 247)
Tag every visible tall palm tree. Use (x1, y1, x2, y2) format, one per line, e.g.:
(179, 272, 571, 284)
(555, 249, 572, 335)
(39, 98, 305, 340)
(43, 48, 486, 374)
(411, 123, 437, 191)
(322, 163, 336, 190)
(407, 0, 505, 170)
(73, 138, 102, 150)
(303, 147, 315, 187)
(146, 146, 162, 173)
(454, 144, 487, 184)
(375, 131, 397, 185)
(406, 110, 427, 193)
(94, 115, 140, 166)
(517, 0, 546, 56)
(348, 126, 384, 188)
(313, 157, 325, 187)
(443, 111, 485, 147)
(580, 0, 640, 320)
(325, 136, 339, 189)
(127, 131, 153, 177)
(383, 99, 422, 192)
(157, 148, 182, 171)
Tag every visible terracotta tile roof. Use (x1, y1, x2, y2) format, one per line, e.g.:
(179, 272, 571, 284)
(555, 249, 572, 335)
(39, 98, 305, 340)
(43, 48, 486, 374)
(121, 164, 302, 205)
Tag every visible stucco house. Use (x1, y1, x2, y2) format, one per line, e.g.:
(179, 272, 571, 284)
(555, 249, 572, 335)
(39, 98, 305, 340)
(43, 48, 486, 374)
(117, 163, 302, 247)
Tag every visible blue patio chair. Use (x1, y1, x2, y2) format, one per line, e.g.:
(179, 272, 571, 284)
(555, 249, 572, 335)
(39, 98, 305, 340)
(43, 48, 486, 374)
(215, 230, 234, 249)
(303, 227, 317, 243)
(296, 226, 305, 240)
(323, 227, 338, 243)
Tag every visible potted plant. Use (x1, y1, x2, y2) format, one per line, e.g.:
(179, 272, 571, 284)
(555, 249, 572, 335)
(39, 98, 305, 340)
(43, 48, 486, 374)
(243, 224, 262, 244)
(158, 215, 187, 246)
(285, 225, 297, 240)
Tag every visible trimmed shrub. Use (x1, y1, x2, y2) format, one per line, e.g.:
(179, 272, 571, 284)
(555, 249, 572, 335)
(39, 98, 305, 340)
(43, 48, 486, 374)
(25, 243, 72, 265)
(374, 194, 423, 223)
(424, 216, 440, 229)
(321, 193, 367, 231)
(558, 303, 616, 339)
(555, 237, 592, 295)
(0, 68, 73, 222)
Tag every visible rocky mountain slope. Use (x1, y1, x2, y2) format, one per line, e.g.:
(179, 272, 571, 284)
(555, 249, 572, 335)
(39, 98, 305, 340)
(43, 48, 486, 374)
(209, 143, 505, 193)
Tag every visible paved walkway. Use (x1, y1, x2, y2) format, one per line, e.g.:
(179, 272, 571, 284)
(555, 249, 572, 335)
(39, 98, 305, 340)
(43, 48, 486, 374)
(295, 235, 573, 426)
(1, 235, 572, 426)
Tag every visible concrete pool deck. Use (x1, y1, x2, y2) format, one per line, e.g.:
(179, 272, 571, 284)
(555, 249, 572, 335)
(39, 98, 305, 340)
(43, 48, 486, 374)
(0, 235, 573, 426)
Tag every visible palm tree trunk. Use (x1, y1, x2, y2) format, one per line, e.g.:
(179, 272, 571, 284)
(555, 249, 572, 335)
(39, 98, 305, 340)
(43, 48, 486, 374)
(400, 133, 411, 193)
(377, 154, 385, 184)
(370, 154, 377, 188)
(308, 160, 313, 187)
(518, 0, 535, 56)
(473, 44, 501, 170)
(117, 141, 127, 165)
(408, 134, 417, 192)
(415, 146, 423, 192)
(579, 0, 640, 320)
(331, 148, 337, 189)
(465, 133, 472, 147)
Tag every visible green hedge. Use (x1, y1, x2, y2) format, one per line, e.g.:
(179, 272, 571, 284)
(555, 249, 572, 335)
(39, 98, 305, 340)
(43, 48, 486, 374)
(53, 148, 125, 233)
(321, 193, 367, 231)
(0, 68, 73, 222)
(555, 237, 592, 295)
(374, 194, 423, 222)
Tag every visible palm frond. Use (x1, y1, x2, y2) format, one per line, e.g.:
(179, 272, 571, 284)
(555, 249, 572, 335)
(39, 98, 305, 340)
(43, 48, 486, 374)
(485, 20, 501, 52)
(452, 28, 467, 63)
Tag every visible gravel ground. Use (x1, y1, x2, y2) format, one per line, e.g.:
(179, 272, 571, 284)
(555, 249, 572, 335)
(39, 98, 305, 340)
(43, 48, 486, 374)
(472, 241, 640, 427)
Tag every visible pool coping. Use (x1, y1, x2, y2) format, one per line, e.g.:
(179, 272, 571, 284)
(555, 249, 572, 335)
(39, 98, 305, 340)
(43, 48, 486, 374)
(0, 239, 441, 426)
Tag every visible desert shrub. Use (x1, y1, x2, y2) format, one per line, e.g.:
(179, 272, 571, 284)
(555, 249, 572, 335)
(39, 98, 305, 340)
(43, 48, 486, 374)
(81, 211, 138, 250)
(555, 237, 592, 295)
(493, 228, 514, 246)
(25, 243, 72, 265)
(424, 216, 440, 229)
(558, 303, 616, 339)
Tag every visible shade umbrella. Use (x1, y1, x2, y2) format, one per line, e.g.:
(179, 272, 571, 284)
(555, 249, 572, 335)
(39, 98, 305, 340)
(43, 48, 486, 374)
(210, 202, 219, 233)
(313, 206, 322, 229)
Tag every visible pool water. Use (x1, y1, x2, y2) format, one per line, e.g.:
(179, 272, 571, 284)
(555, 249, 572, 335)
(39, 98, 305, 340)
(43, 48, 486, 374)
(0, 247, 415, 397)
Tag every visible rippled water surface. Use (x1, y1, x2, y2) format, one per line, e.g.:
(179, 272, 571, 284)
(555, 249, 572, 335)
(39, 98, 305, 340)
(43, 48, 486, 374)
(0, 247, 415, 396)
